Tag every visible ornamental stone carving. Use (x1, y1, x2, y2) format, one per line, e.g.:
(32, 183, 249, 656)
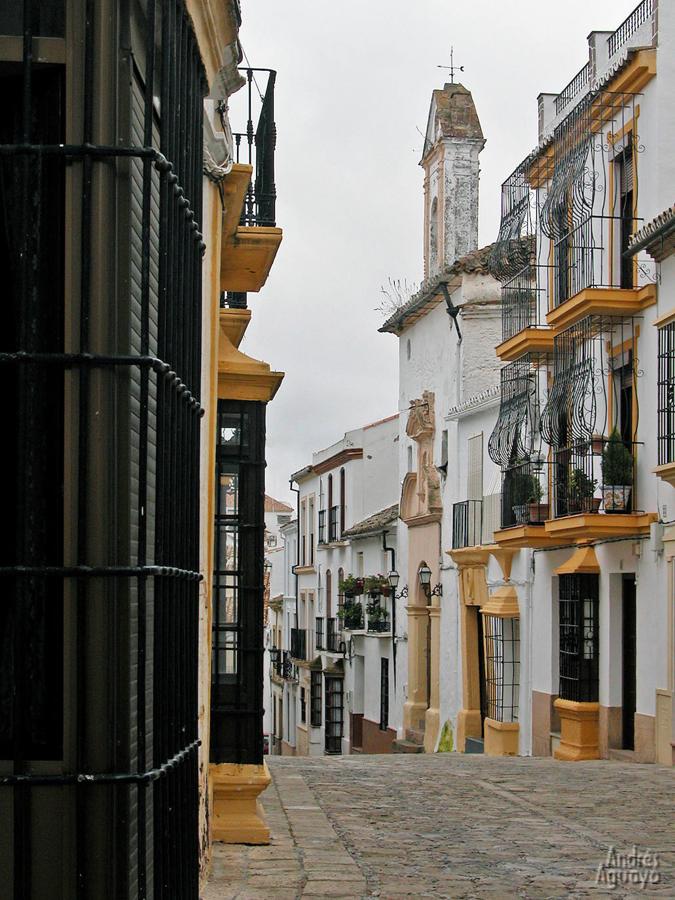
(401, 391, 442, 523)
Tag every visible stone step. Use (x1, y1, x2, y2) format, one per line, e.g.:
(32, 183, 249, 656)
(608, 748, 638, 763)
(405, 728, 425, 745)
(392, 739, 425, 754)
(464, 737, 484, 754)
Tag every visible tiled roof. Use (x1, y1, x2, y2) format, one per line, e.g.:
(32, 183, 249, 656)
(341, 503, 399, 538)
(628, 204, 675, 261)
(265, 494, 294, 513)
(379, 244, 495, 335)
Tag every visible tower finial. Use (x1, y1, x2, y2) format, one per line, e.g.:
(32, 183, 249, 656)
(437, 46, 464, 84)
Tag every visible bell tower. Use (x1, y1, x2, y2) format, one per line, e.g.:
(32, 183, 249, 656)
(421, 82, 485, 279)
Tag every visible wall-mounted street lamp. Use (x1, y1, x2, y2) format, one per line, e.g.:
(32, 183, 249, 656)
(388, 570, 408, 599)
(418, 564, 442, 598)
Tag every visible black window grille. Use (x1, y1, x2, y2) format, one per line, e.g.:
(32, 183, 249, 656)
(310, 671, 322, 727)
(1, 1, 206, 896)
(300, 688, 306, 724)
(482, 615, 520, 722)
(324, 677, 343, 753)
(318, 509, 326, 544)
(326, 617, 339, 652)
(379, 658, 389, 731)
(329, 505, 339, 542)
(315, 616, 324, 650)
(452, 500, 483, 548)
(559, 574, 600, 702)
(211, 400, 266, 768)
(658, 322, 675, 466)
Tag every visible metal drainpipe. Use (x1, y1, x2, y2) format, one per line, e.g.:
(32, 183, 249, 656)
(382, 529, 397, 691)
(290, 479, 300, 632)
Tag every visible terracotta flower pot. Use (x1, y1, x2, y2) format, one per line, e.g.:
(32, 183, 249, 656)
(603, 485, 631, 512)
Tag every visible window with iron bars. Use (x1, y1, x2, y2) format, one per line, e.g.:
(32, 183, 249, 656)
(379, 658, 389, 731)
(482, 615, 520, 723)
(658, 321, 675, 466)
(0, 1, 206, 896)
(300, 688, 306, 724)
(558, 574, 599, 702)
(310, 670, 322, 727)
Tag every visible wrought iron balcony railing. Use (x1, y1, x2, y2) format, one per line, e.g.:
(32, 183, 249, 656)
(501, 264, 549, 343)
(452, 500, 483, 548)
(328, 505, 339, 542)
(318, 509, 326, 545)
(367, 617, 391, 634)
(501, 460, 551, 529)
(555, 63, 589, 116)
(608, 0, 654, 58)
(290, 627, 307, 660)
(341, 600, 364, 631)
(230, 68, 277, 228)
(551, 439, 639, 518)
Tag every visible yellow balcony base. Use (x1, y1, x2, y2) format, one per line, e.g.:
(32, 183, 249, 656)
(496, 327, 554, 362)
(220, 225, 283, 293)
(219, 307, 251, 349)
(493, 524, 562, 549)
(546, 284, 657, 333)
(484, 718, 519, 757)
(210, 762, 272, 845)
(553, 699, 600, 761)
(543, 512, 657, 542)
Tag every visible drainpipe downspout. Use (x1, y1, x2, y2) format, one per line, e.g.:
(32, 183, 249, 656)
(382, 529, 397, 693)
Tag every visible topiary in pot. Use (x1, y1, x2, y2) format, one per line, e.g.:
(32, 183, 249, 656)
(568, 468, 599, 514)
(601, 428, 633, 512)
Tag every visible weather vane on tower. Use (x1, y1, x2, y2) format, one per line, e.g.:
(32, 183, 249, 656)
(437, 46, 464, 83)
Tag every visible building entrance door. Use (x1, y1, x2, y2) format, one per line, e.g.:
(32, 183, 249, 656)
(466, 607, 487, 754)
(325, 677, 344, 754)
(622, 576, 637, 750)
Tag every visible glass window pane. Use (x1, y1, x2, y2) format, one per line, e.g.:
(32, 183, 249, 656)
(218, 473, 239, 516)
(216, 525, 238, 572)
(216, 582, 238, 625)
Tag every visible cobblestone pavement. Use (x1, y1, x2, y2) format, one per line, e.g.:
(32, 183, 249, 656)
(204, 753, 674, 899)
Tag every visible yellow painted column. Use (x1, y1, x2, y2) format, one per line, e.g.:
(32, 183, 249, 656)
(424, 601, 442, 752)
(403, 605, 429, 734)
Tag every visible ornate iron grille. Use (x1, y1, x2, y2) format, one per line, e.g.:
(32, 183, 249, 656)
(489, 158, 536, 282)
(539, 89, 651, 307)
(501, 264, 548, 341)
(608, 0, 654, 58)
(211, 400, 267, 768)
(452, 500, 483, 549)
(488, 357, 544, 469)
(230, 68, 277, 227)
(379, 658, 389, 731)
(658, 322, 675, 466)
(541, 315, 641, 517)
(482, 615, 520, 723)
(555, 63, 589, 116)
(0, 1, 205, 896)
(310, 670, 322, 727)
(559, 574, 599, 702)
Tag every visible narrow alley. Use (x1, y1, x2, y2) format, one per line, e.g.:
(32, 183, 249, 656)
(205, 754, 673, 899)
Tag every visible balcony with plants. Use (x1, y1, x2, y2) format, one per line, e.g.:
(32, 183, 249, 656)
(539, 89, 656, 333)
(488, 357, 558, 548)
(364, 576, 392, 635)
(540, 314, 656, 540)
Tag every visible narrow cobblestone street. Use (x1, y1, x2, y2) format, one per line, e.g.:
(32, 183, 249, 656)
(204, 754, 674, 899)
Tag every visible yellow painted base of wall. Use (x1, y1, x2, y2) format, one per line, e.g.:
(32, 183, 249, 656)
(210, 762, 272, 845)
(457, 708, 482, 752)
(403, 699, 427, 735)
(484, 718, 519, 756)
(553, 699, 600, 761)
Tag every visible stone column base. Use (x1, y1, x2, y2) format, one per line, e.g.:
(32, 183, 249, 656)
(210, 762, 272, 845)
(484, 718, 519, 756)
(403, 699, 427, 735)
(554, 699, 600, 761)
(424, 706, 440, 753)
(457, 708, 482, 752)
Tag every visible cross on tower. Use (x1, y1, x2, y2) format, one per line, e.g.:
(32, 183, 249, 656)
(437, 46, 464, 83)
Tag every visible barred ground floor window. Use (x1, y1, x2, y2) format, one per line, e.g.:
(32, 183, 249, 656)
(482, 614, 520, 723)
(559, 573, 599, 702)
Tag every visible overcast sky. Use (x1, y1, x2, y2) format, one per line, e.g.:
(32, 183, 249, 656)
(234, 0, 638, 503)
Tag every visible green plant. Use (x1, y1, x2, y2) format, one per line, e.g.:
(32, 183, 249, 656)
(569, 467, 597, 501)
(339, 575, 364, 597)
(366, 600, 386, 620)
(601, 428, 633, 486)
(364, 574, 390, 596)
(510, 469, 544, 506)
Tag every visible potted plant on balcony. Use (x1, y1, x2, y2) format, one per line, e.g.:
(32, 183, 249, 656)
(364, 574, 391, 597)
(511, 469, 545, 524)
(339, 575, 364, 598)
(338, 598, 363, 630)
(366, 600, 388, 632)
(568, 467, 599, 513)
(601, 428, 633, 512)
